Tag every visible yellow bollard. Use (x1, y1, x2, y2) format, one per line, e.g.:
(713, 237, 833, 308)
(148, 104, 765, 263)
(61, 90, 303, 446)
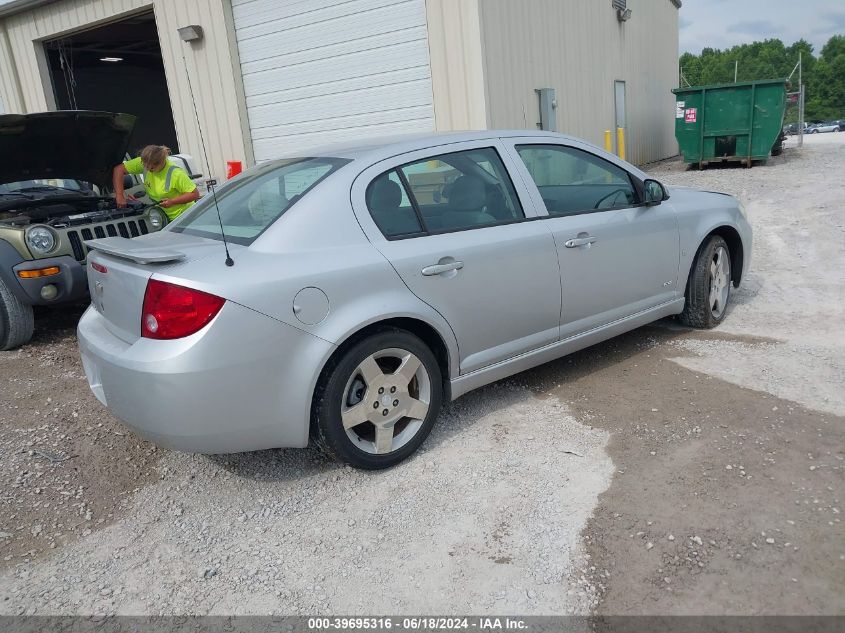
(616, 127, 626, 161)
(604, 130, 613, 153)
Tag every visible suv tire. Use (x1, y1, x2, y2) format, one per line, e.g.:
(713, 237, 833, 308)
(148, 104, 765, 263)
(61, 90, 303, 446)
(0, 278, 34, 351)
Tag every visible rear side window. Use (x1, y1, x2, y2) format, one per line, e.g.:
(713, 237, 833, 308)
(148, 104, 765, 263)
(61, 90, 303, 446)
(365, 171, 423, 237)
(365, 147, 524, 238)
(170, 157, 348, 245)
(516, 144, 638, 215)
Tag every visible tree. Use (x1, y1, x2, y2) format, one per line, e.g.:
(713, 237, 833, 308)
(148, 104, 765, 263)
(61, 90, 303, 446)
(806, 36, 845, 119)
(679, 36, 845, 121)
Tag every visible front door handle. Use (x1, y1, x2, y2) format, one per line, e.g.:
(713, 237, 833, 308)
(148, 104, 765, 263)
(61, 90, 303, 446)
(564, 236, 597, 248)
(422, 260, 464, 276)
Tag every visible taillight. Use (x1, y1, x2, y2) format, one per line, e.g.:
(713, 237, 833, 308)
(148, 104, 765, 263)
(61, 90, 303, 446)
(141, 279, 225, 340)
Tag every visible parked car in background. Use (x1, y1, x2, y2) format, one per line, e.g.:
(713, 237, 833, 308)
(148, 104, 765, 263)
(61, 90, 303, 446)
(78, 131, 752, 469)
(807, 122, 840, 133)
(783, 123, 800, 136)
(0, 111, 169, 350)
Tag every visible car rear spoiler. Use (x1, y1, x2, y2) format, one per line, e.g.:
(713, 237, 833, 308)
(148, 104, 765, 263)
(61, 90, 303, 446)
(84, 237, 186, 264)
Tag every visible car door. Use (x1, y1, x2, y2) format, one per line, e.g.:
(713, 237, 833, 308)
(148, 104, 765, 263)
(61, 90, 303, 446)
(505, 139, 680, 339)
(351, 141, 562, 374)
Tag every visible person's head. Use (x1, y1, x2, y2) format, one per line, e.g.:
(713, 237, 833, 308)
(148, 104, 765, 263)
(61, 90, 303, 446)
(140, 145, 171, 172)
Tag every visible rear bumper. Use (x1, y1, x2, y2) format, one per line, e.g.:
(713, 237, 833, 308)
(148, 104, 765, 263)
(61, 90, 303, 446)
(77, 302, 335, 453)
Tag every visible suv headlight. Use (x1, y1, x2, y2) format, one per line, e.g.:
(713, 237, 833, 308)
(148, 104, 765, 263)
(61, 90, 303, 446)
(25, 225, 58, 255)
(148, 207, 165, 230)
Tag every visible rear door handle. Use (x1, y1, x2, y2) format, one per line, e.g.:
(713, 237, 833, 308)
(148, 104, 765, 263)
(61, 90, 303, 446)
(564, 236, 597, 248)
(422, 261, 464, 276)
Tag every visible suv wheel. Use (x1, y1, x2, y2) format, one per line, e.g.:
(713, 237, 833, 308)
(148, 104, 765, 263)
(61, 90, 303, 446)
(312, 329, 443, 469)
(0, 279, 34, 350)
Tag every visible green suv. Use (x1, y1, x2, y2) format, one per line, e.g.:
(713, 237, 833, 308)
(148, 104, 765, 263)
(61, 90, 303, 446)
(0, 111, 167, 350)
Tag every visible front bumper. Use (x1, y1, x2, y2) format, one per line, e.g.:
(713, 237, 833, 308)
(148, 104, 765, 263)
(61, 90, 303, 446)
(0, 238, 89, 306)
(13, 255, 88, 305)
(77, 302, 335, 453)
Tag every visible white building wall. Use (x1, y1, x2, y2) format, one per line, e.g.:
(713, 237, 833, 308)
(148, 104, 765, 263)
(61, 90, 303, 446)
(231, 0, 436, 161)
(477, 0, 679, 164)
(0, 0, 680, 168)
(0, 0, 251, 178)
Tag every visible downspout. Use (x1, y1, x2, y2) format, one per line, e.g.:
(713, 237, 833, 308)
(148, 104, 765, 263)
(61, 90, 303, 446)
(0, 19, 26, 112)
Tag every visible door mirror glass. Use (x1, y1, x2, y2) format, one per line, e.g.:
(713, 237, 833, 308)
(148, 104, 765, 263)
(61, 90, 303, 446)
(644, 179, 666, 205)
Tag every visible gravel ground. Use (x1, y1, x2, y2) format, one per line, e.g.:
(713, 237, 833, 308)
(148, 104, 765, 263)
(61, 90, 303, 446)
(1, 340, 613, 614)
(0, 133, 842, 616)
(578, 132, 844, 614)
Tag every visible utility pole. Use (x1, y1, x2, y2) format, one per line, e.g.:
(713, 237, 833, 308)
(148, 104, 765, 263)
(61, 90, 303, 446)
(798, 51, 804, 148)
(734, 60, 738, 83)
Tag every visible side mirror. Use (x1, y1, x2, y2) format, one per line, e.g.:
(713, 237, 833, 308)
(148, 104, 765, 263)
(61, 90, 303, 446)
(644, 179, 667, 206)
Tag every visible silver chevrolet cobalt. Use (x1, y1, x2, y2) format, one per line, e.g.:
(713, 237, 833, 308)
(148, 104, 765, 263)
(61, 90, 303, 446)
(78, 131, 751, 469)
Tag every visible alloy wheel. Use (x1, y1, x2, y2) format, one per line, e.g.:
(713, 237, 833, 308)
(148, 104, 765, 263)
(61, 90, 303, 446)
(709, 246, 730, 318)
(340, 348, 431, 455)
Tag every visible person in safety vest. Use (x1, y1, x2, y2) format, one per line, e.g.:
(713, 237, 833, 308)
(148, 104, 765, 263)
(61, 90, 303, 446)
(112, 145, 199, 221)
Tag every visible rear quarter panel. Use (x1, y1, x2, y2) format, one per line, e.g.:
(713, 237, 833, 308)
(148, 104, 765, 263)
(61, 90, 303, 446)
(151, 179, 462, 381)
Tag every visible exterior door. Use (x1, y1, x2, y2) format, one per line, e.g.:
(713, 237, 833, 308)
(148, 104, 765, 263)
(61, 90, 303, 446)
(507, 141, 680, 339)
(352, 142, 562, 374)
(614, 80, 626, 154)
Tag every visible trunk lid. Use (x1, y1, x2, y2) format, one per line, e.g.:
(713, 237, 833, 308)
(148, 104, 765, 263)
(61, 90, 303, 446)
(85, 231, 233, 343)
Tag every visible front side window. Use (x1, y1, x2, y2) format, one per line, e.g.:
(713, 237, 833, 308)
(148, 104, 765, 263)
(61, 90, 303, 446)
(366, 147, 524, 237)
(170, 157, 348, 244)
(516, 144, 638, 216)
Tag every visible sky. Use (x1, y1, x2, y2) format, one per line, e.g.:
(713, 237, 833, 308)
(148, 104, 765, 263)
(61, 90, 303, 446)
(678, 0, 845, 55)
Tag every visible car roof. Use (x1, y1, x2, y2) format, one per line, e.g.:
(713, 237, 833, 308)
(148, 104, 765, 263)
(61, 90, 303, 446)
(277, 130, 585, 162)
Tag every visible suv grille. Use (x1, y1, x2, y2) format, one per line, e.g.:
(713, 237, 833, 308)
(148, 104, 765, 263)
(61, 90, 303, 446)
(64, 218, 149, 262)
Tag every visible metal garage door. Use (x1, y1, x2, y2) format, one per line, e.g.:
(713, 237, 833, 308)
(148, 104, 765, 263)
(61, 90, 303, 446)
(232, 0, 436, 161)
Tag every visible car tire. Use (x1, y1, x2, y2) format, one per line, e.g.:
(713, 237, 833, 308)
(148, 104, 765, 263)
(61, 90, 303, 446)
(311, 328, 443, 469)
(679, 235, 732, 329)
(0, 278, 35, 351)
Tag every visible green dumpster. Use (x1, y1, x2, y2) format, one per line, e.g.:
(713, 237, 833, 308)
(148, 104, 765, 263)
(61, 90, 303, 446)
(672, 79, 787, 168)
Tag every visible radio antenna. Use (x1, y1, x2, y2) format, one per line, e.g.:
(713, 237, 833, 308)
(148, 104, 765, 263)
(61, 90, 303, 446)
(180, 46, 234, 266)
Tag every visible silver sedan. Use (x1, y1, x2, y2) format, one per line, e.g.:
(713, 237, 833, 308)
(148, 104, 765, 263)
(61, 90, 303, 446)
(78, 131, 752, 469)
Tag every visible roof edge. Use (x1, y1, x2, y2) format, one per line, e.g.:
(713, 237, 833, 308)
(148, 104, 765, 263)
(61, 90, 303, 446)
(0, 0, 53, 19)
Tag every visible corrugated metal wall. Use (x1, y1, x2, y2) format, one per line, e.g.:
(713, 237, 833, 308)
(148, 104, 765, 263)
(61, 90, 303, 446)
(230, 0, 436, 161)
(477, 0, 679, 164)
(0, 0, 250, 178)
(425, 0, 487, 131)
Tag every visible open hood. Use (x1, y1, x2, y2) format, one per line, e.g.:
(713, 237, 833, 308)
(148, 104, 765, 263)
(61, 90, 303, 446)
(0, 111, 136, 188)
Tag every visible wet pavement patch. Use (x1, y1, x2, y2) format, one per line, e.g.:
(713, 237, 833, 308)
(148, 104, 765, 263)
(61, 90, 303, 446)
(520, 324, 843, 615)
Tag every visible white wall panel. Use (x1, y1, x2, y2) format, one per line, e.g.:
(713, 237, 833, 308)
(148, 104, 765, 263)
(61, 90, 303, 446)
(232, 0, 435, 161)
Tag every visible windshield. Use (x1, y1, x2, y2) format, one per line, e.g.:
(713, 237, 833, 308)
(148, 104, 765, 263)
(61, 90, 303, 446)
(168, 157, 349, 245)
(0, 179, 93, 194)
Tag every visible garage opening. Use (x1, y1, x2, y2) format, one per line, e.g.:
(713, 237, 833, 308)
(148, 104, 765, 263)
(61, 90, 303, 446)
(44, 10, 178, 156)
